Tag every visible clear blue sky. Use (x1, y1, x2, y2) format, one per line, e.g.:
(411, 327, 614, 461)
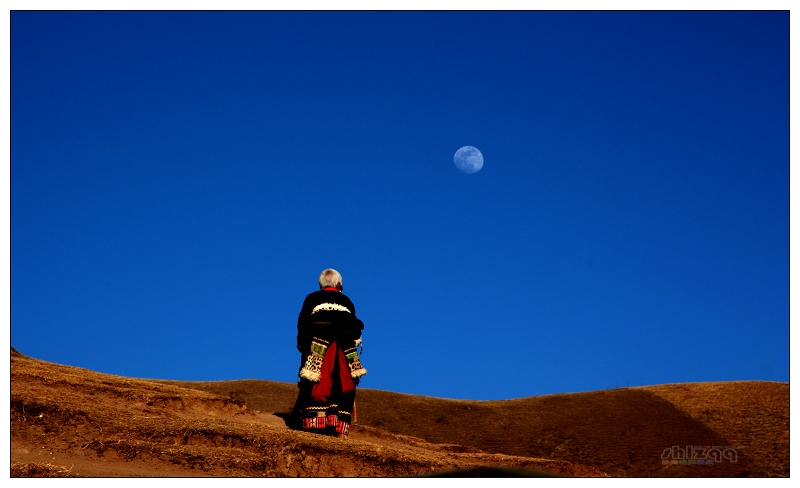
(10, 11, 789, 400)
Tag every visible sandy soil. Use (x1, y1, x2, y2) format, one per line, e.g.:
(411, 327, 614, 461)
(10, 348, 787, 477)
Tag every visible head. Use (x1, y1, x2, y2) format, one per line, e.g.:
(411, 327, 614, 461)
(318, 268, 343, 291)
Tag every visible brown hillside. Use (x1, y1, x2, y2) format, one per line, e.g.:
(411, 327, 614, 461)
(11, 348, 787, 477)
(10, 349, 604, 477)
(168, 379, 788, 477)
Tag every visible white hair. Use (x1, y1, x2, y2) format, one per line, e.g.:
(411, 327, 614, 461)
(318, 268, 343, 289)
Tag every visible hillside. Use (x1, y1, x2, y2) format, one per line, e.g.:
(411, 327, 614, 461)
(10, 348, 788, 477)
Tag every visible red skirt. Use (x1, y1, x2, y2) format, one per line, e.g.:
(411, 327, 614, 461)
(292, 341, 357, 432)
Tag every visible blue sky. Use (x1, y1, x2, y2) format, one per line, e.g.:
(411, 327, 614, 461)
(9, 11, 789, 400)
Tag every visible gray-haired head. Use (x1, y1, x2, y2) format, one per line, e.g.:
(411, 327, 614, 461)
(318, 268, 343, 290)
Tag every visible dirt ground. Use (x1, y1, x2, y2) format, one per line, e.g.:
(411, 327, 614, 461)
(10, 348, 788, 477)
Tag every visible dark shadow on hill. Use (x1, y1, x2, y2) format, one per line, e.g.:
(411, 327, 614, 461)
(273, 411, 298, 429)
(356, 387, 755, 477)
(167, 380, 758, 477)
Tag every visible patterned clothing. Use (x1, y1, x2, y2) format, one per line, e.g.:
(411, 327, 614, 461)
(292, 288, 366, 434)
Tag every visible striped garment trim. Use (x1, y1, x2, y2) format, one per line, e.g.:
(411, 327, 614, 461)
(335, 421, 350, 435)
(301, 413, 347, 432)
(303, 404, 338, 412)
(311, 302, 351, 314)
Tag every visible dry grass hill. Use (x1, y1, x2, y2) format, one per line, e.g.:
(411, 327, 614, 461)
(10, 347, 788, 477)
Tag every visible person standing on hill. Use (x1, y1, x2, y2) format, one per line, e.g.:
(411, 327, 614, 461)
(291, 268, 366, 439)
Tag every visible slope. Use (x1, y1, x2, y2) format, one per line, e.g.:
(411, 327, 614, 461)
(10, 349, 604, 477)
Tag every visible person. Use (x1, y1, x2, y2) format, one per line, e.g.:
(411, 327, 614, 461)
(291, 268, 366, 439)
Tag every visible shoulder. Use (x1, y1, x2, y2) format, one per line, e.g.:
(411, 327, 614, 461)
(304, 290, 324, 301)
(338, 293, 357, 308)
(300, 291, 325, 310)
(302, 290, 349, 307)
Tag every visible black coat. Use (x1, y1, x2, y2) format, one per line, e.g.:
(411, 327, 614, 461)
(296, 289, 364, 353)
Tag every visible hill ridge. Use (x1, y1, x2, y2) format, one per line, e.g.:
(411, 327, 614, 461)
(11, 349, 787, 477)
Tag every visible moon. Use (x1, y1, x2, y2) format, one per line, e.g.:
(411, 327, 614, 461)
(453, 146, 484, 174)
